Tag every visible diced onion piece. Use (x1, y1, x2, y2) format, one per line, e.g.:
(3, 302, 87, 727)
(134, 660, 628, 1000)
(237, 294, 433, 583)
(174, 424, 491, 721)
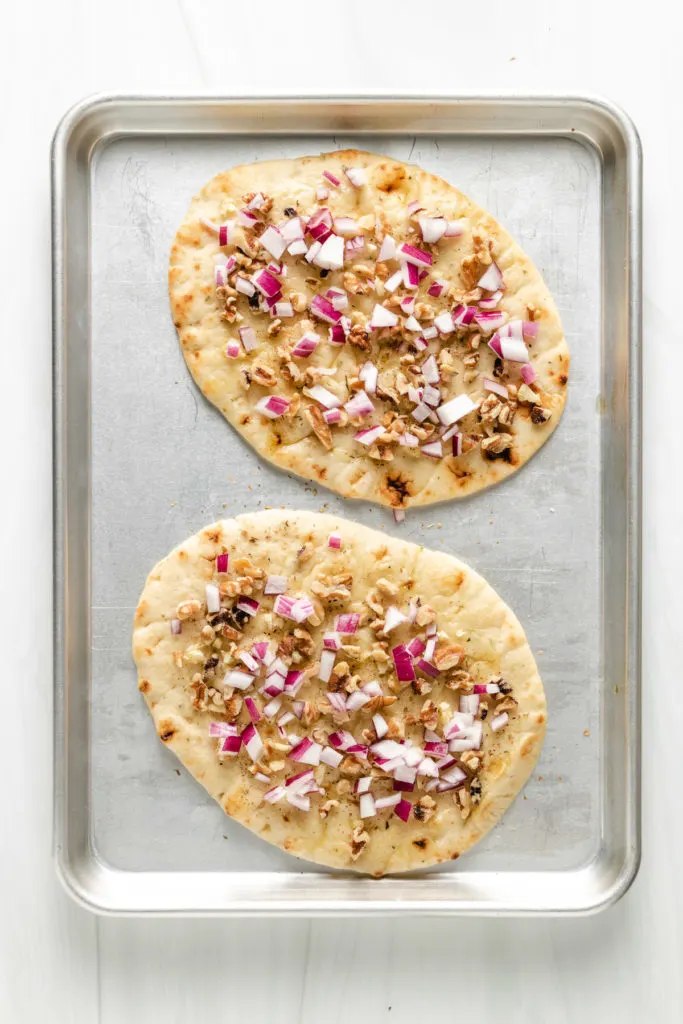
(200, 216, 220, 234)
(235, 275, 256, 297)
(477, 260, 505, 291)
(479, 289, 503, 310)
(521, 363, 537, 384)
(422, 385, 441, 407)
(474, 310, 506, 333)
(333, 216, 362, 236)
(273, 301, 294, 318)
(344, 390, 375, 418)
(205, 583, 220, 613)
(290, 737, 323, 765)
(284, 669, 305, 696)
(378, 234, 397, 262)
(323, 170, 341, 187)
(255, 395, 290, 419)
(307, 385, 342, 409)
(328, 532, 342, 550)
(252, 268, 282, 298)
(335, 613, 360, 634)
(489, 334, 529, 362)
(490, 712, 509, 732)
(420, 441, 443, 459)
(323, 408, 342, 424)
(354, 424, 385, 447)
(375, 793, 401, 810)
(384, 270, 403, 293)
(259, 226, 287, 259)
(434, 311, 455, 335)
(394, 798, 412, 822)
(370, 304, 399, 329)
(326, 287, 349, 311)
(359, 793, 376, 818)
(452, 304, 477, 327)
(224, 338, 240, 359)
(316, 186, 329, 201)
(313, 234, 345, 270)
(241, 724, 265, 762)
(400, 296, 416, 315)
(288, 238, 308, 256)
(397, 242, 432, 267)
(484, 377, 509, 399)
(436, 393, 477, 426)
(444, 219, 467, 237)
(323, 631, 342, 651)
(421, 355, 440, 384)
(392, 644, 415, 682)
(218, 221, 236, 245)
(306, 241, 322, 264)
(401, 261, 420, 289)
(170, 618, 182, 636)
(239, 325, 258, 352)
(291, 331, 320, 358)
(383, 605, 407, 633)
(411, 403, 432, 423)
(263, 696, 282, 719)
(404, 315, 422, 332)
(459, 693, 480, 715)
(372, 714, 388, 739)
(280, 216, 305, 242)
(306, 207, 333, 242)
(418, 217, 447, 243)
(427, 279, 447, 297)
(344, 167, 367, 187)
(236, 596, 259, 617)
(264, 574, 288, 595)
(356, 776, 373, 794)
(421, 326, 438, 341)
(393, 509, 406, 523)
(318, 649, 336, 683)
(310, 293, 342, 324)
(320, 746, 344, 768)
(359, 360, 378, 394)
(346, 690, 371, 711)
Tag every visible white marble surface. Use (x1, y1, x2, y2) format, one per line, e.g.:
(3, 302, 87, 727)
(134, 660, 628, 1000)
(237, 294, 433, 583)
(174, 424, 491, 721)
(1, 0, 680, 1020)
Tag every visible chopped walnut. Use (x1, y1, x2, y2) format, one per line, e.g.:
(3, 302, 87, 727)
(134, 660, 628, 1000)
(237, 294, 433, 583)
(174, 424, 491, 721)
(480, 433, 514, 455)
(531, 405, 552, 424)
(311, 573, 353, 603)
(290, 291, 308, 312)
(267, 319, 282, 338)
(349, 824, 369, 861)
(386, 717, 405, 740)
(304, 404, 333, 450)
(419, 699, 439, 730)
(340, 757, 364, 778)
(376, 577, 399, 599)
(434, 644, 465, 671)
(457, 787, 472, 820)
(293, 628, 315, 657)
(365, 588, 384, 615)
(412, 678, 433, 696)
(348, 324, 371, 350)
(460, 750, 480, 771)
(336, 778, 352, 796)
(319, 799, 340, 819)
(415, 604, 436, 627)
(445, 668, 473, 691)
(243, 191, 273, 214)
(469, 776, 482, 805)
(517, 383, 540, 405)
(176, 598, 202, 621)
(494, 697, 518, 714)
(414, 795, 436, 823)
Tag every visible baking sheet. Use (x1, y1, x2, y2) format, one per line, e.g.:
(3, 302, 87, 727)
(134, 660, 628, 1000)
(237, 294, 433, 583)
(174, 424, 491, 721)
(53, 96, 641, 914)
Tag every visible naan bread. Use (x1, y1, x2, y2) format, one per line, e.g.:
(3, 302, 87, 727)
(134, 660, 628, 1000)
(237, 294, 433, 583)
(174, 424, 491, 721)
(133, 510, 546, 875)
(170, 150, 568, 510)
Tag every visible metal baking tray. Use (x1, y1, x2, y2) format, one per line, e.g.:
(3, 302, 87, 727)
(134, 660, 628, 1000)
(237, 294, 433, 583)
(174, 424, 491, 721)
(53, 95, 641, 916)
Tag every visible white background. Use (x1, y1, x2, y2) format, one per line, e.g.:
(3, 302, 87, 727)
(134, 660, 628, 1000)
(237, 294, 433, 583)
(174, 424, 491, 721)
(2, 1, 681, 1021)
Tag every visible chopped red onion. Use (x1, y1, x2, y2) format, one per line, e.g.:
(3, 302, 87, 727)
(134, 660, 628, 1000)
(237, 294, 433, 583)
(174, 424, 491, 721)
(452, 304, 477, 327)
(323, 632, 342, 652)
(247, 192, 266, 211)
(318, 649, 336, 683)
(345, 691, 370, 712)
(235, 275, 256, 297)
(383, 605, 408, 633)
(328, 532, 342, 550)
(420, 441, 443, 460)
(344, 167, 367, 187)
(393, 509, 406, 523)
(205, 582, 220, 613)
(419, 217, 447, 243)
(237, 326, 257, 353)
(449, 722, 483, 752)
(436, 393, 477, 426)
(313, 234, 345, 270)
(477, 261, 505, 291)
(394, 798, 413, 822)
(241, 724, 265, 762)
(370, 739, 404, 760)
(218, 221, 235, 245)
(280, 216, 305, 241)
(253, 268, 282, 299)
(392, 644, 415, 682)
(328, 730, 355, 750)
(421, 355, 440, 385)
(427, 279, 447, 298)
(359, 792, 376, 818)
(263, 784, 286, 804)
(209, 721, 238, 738)
(237, 209, 259, 229)
(406, 201, 424, 215)
(422, 385, 441, 407)
(372, 714, 388, 739)
(384, 269, 403, 293)
(401, 261, 420, 289)
(404, 315, 422, 332)
(284, 669, 305, 696)
(219, 733, 243, 756)
(444, 712, 474, 738)
(239, 650, 260, 674)
(459, 693, 480, 715)
(520, 363, 536, 384)
(316, 186, 329, 201)
(484, 378, 509, 400)
(289, 738, 323, 765)
(417, 757, 439, 778)
(200, 216, 220, 234)
(370, 304, 399, 329)
(434, 311, 455, 335)
(398, 432, 419, 448)
(323, 407, 342, 425)
(439, 765, 467, 787)
(411, 403, 432, 423)
(359, 360, 378, 395)
(286, 792, 311, 812)
(323, 169, 341, 187)
(415, 657, 440, 677)
(305, 241, 322, 264)
(489, 334, 529, 362)
(263, 696, 282, 719)
(523, 320, 539, 339)
(344, 391, 375, 418)
(289, 331, 319, 359)
(377, 234, 397, 262)
(354, 425, 385, 447)
(332, 217, 361, 237)
(264, 574, 288, 595)
(306, 207, 333, 242)
(444, 219, 467, 237)
(325, 287, 349, 312)
(259, 226, 287, 260)
(474, 310, 507, 333)
(424, 740, 449, 757)
(320, 746, 344, 768)
(255, 395, 290, 419)
(355, 776, 373, 795)
(236, 595, 259, 617)
(273, 301, 294, 319)
(373, 793, 400, 811)
(421, 326, 439, 341)
(400, 296, 416, 316)
(306, 385, 342, 410)
(288, 239, 308, 256)
(478, 289, 503, 310)
(335, 613, 360, 634)
(170, 617, 182, 636)
(215, 266, 227, 288)
(329, 324, 347, 345)
(243, 696, 261, 723)
(398, 242, 432, 267)
(310, 293, 342, 324)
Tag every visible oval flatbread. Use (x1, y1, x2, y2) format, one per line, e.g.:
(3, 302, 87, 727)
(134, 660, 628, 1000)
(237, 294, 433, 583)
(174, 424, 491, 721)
(133, 510, 546, 875)
(170, 150, 569, 510)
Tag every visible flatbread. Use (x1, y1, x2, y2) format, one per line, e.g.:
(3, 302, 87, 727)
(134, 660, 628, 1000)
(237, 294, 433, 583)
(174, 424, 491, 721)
(170, 149, 569, 510)
(133, 510, 546, 875)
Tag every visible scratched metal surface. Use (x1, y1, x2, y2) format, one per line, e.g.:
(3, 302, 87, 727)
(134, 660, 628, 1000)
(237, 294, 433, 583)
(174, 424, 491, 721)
(88, 129, 601, 883)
